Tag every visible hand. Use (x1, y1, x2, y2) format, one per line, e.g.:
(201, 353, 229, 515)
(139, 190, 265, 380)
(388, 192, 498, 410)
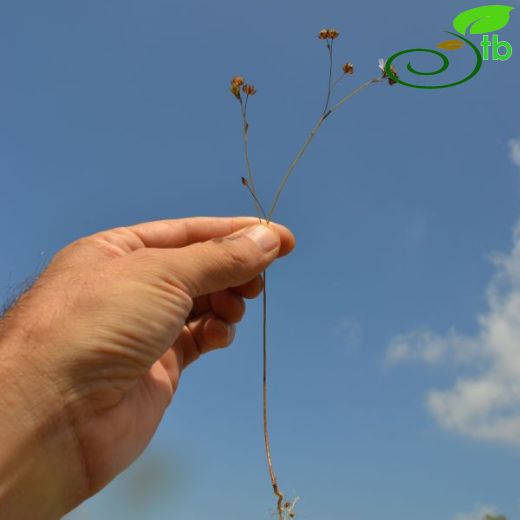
(0, 216, 295, 518)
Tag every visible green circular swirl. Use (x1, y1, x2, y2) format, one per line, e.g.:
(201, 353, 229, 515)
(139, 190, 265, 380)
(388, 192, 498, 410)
(385, 31, 483, 89)
(406, 50, 449, 76)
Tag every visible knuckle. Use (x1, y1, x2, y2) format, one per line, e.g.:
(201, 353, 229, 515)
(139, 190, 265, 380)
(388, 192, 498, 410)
(55, 236, 90, 257)
(132, 250, 194, 312)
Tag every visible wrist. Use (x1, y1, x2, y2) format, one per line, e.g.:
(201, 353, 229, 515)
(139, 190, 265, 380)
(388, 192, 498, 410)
(0, 325, 88, 519)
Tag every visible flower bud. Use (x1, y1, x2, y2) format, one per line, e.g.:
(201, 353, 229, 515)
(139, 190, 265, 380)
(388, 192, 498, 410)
(342, 62, 354, 74)
(242, 84, 256, 96)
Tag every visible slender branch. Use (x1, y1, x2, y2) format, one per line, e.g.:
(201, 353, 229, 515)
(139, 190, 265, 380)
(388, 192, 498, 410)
(330, 72, 346, 94)
(267, 112, 328, 221)
(262, 270, 285, 519)
(267, 76, 384, 221)
(329, 75, 383, 113)
(322, 39, 334, 115)
(237, 92, 286, 517)
(243, 180, 268, 220)
(235, 65, 386, 520)
(240, 96, 263, 219)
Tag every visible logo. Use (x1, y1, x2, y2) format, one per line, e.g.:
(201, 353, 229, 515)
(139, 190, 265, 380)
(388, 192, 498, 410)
(386, 5, 514, 89)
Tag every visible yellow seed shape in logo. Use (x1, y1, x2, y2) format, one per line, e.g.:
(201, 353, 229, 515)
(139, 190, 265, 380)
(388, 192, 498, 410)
(437, 39, 465, 51)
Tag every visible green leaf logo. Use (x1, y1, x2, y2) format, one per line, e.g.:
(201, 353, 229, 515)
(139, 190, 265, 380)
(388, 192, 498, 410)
(453, 5, 514, 35)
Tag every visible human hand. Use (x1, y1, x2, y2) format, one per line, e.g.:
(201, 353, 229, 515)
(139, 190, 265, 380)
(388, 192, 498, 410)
(0, 216, 295, 519)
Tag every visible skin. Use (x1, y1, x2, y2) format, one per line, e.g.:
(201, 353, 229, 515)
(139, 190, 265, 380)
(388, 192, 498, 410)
(0, 216, 295, 519)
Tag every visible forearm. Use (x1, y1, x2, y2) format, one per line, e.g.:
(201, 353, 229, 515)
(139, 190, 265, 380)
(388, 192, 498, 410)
(0, 324, 87, 519)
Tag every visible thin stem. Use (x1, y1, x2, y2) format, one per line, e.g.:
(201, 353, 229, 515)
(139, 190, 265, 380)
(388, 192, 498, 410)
(267, 112, 327, 221)
(330, 72, 346, 93)
(237, 94, 285, 517)
(240, 96, 263, 220)
(329, 75, 383, 113)
(244, 181, 268, 220)
(267, 76, 384, 221)
(237, 69, 385, 520)
(322, 39, 334, 115)
(262, 269, 285, 519)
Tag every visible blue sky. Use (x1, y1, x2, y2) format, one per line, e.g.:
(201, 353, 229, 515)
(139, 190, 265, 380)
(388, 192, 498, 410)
(1, 1, 520, 519)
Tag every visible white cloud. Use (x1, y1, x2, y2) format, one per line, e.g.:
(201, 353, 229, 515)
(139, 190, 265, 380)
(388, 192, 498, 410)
(386, 328, 480, 365)
(386, 219, 520, 445)
(453, 505, 498, 520)
(509, 138, 520, 168)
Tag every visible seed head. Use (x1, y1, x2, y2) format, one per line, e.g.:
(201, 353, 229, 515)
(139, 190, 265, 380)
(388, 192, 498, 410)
(231, 75, 245, 87)
(387, 65, 399, 85)
(230, 84, 241, 99)
(378, 59, 399, 85)
(230, 76, 245, 99)
(241, 176, 248, 187)
(242, 84, 256, 96)
(342, 62, 354, 74)
(318, 28, 340, 40)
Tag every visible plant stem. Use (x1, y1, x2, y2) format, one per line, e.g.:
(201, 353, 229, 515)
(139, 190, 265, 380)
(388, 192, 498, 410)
(238, 102, 285, 515)
(267, 75, 383, 220)
(238, 71, 385, 520)
(330, 72, 346, 94)
(240, 97, 263, 220)
(262, 269, 285, 519)
(267, 111, 327, 222)
(329, 75, 383, 113)
(322, 39, 334, 115)
(260, 75, 383, 518)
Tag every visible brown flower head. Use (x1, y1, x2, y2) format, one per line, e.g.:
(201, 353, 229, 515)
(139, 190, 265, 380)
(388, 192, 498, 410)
(387, 65, 399, 86)
(230, 76, 245, 99)
(242, 84, 256, 96)
(378, 59, 398, 85)
(342, 62, 354, 74)
(318, 29, 329, 39)
(241, 176, 248, 187)
(318, 28, 340, 40)
(230, 84, 241, 99)
(231, 75, 245, 87)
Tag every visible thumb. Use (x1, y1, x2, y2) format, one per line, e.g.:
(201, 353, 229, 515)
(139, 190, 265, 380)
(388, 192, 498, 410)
(164, 224, 281, 297)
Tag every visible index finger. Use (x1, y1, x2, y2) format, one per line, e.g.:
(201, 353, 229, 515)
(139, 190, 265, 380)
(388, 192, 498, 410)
(125, 216, 296, 257)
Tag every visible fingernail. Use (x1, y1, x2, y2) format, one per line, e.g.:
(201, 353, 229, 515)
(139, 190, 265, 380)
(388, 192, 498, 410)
(245, 225, 279, 252)
(226, 323, 236, 341)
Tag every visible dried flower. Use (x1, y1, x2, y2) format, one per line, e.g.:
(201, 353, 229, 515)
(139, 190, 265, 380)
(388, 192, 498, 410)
(342, 62, 354, 74)
(318, 28, 339, 40)
(230, 76, 245, 99)
(241, 176, 248, 186)
(242, 84, 257, 96)
(378, 58, 399, 85)
(231, 75, 245, 87)
(318, 29, 329, 39)
(387, 66, 399, 85)
(230, 84, 241, 99)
